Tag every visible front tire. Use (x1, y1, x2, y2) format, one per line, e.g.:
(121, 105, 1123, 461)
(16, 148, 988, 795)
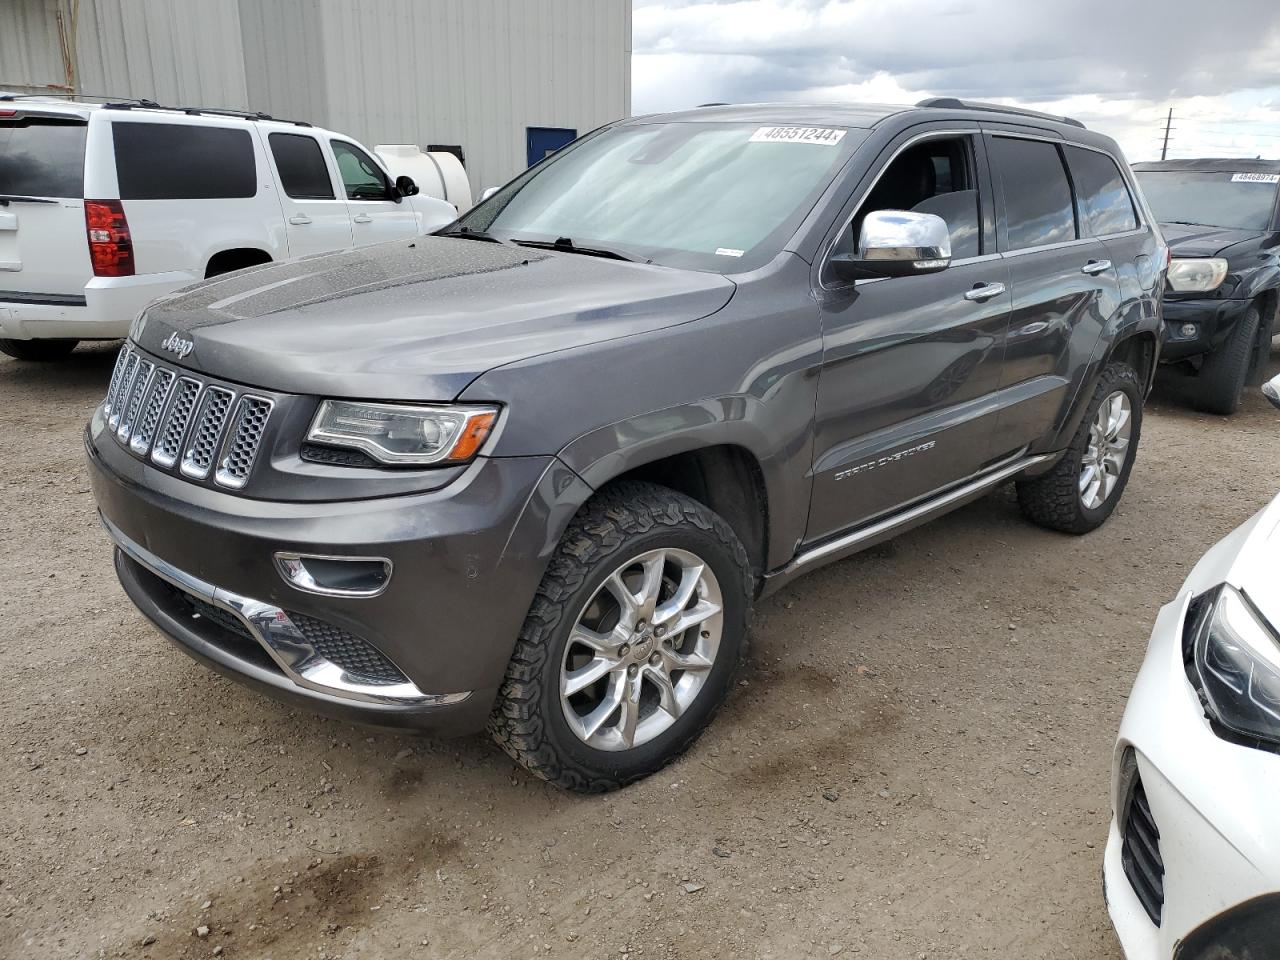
(1016, 361, 1143, 534)
(489, 482, 752, 792)
(1191, 304, 1262, 415)
(0, 338, 79, 361)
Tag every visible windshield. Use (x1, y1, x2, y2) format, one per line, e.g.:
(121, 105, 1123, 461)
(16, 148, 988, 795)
(1136, 170, 1279, 231)
(0, 115, 87, 198)
(455, 121, 864, 272)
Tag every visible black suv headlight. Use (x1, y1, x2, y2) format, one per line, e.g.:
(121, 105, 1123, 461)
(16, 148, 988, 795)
(1185, 584, 1280, 748)
(307, 400, 498, 466)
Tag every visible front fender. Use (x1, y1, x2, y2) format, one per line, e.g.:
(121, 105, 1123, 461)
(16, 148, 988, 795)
(555, 395, 812, 573)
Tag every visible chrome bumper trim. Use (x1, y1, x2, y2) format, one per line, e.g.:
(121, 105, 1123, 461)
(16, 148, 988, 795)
(101, 514, 469, 707)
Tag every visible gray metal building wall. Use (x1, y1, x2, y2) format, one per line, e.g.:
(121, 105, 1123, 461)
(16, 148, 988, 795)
(3, 0, 632, 193)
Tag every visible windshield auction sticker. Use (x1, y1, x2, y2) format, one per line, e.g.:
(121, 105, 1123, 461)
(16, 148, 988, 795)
(750, 126, 847, 146)
(1231, 173, 1280, 183)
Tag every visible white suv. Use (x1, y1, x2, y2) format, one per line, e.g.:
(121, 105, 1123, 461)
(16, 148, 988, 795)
(0, 96, 458, 361)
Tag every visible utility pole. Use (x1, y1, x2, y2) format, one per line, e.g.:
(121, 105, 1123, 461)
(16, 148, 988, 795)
(1161, 108, 1173, 161)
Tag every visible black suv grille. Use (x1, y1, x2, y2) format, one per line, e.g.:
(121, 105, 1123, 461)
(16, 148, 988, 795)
(1122, 777, 1165, 925)
(285, 611, 409, 686)
(101, 345, 273, 490)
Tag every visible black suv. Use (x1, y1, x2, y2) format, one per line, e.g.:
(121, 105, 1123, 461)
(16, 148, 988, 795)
(87, 99, 1165, 791)
(1133, 159, 1280, 414)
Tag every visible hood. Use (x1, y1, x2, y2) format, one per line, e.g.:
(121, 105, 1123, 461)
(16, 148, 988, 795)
(1160, 222, 1261, 259)
(134, 237, 736, 400)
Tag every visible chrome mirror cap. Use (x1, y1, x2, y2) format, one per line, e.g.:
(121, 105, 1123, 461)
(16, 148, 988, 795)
(859, 209, 952, 264)
(831, 209, 952, 281)
(1264, 374, 1280, 410)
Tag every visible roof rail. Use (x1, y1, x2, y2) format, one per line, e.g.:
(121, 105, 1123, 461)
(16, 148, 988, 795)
(915, 97, 1085, 129)
(99, 101, 312, 127)
(0, 92, 161, 107)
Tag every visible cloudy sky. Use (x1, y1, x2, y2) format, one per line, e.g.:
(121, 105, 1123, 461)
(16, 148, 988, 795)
(632, 0, 1280, 162)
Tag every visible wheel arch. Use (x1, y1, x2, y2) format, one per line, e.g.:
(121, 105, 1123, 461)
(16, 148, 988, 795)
(554, 403, 793, 586)
(205, 247, 273, 278)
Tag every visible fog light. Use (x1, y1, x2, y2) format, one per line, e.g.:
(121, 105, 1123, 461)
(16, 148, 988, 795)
(1180, 323, 1198, 338)
(274, 552, 393, 597)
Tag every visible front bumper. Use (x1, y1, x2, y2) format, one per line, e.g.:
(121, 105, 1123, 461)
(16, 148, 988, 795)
(1104, 592, 1280, 959)
(86, 412, 591, 733)
(1158, 298, 1253, 362)
(0, 271, 195, 341)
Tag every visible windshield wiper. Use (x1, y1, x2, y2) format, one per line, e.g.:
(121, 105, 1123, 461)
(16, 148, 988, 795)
(435, 226, 508, 244)
(1164, 220, 1215, 228)
(511, 236, 635, 262)
(0, 194, 57, 205)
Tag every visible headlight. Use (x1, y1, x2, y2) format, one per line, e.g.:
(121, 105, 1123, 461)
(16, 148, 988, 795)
(307, 400, 498, 465)
(1186, 584, 1280, 747)
(1167, 257, 1228, 292)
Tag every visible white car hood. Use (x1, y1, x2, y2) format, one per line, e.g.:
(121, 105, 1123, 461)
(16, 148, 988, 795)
(1183, 492, 1280, 628)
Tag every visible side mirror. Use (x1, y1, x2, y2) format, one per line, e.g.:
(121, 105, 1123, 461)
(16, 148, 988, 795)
(831, 209, 952, 282)
(480, 186, 500, 202)
(395, 175, 419, 198)
(1264, 373, 1280, 410)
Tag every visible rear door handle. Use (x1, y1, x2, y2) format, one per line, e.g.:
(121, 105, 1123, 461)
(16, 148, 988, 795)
(963, 282, 1006, 302)
(288, 215, 312, 225)
(1081, 259, 1112, 275)
(352, 214, 373, 223)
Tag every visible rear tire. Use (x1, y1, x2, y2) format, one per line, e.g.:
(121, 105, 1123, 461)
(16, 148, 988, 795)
(1016, 361, 1142, 535)
(0, 338, 79, 361)
(489, 481, 752, 793)
(1191, 304, 1261, 415)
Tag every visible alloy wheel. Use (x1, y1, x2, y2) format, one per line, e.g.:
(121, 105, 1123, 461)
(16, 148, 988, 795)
(559, 548, 723, 751)
(1080, 390, 1132, 510)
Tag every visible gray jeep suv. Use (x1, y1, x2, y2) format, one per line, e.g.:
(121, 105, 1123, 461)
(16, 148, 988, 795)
(86, 99, 1165, 791)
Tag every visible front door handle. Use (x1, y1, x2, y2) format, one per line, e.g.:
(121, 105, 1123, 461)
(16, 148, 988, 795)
(288, 215, 312, 225)
(1081, 259, 1112, 275)
(352, 214, 373, 223)
(963, 282, 1006, 302)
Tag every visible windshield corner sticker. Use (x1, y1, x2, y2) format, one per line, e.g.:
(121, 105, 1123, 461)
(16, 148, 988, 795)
(715, 247, 745, 257)
(750, 126, 847, 146)
(1231, 172, 1280, 184)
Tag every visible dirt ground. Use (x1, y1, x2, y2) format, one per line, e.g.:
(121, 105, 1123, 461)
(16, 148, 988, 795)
(1, 342, 1277, 960)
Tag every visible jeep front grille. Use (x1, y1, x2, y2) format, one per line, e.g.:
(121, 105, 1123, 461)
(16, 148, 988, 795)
(100, 345, 274, 490)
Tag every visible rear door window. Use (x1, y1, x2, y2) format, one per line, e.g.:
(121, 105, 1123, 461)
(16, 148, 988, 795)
(0, 115, 87, 198)
(1065, 146, 1138, 236)
(990, 136, 1077, 250)
(269, 133, 335, 199)
(113, 122, 256, 199)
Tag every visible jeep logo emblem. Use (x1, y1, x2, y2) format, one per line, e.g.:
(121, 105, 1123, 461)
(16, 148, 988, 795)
(160, 332, 194, 360)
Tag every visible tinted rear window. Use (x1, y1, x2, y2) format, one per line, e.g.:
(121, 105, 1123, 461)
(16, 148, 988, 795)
(990, 136, 1077, 250)
(113, 122, 256, 200)
(269, 133, 335, 200)
(1065, 146, 1138, 236)
(0, 116, 87, 198)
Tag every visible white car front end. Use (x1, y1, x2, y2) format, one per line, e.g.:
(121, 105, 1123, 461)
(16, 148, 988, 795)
(1106, 491, 1280, 959)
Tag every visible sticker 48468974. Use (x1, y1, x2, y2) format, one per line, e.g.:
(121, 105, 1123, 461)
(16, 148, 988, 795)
(1231, 172, 1280, 184)
(750, 126, 847, 146)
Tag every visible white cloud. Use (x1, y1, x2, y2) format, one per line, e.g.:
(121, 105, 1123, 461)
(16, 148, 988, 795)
(633, 0, 1280, 160)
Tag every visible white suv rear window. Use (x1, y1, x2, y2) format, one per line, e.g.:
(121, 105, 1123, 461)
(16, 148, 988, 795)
(112, 122, 257, 200)
(0, 115, 87, 199)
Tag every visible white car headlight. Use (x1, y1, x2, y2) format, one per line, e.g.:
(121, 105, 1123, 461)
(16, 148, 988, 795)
(1167, 257, 1228, 293)
(1188, 584, 1280, 747)
(307, 400, 498, 465)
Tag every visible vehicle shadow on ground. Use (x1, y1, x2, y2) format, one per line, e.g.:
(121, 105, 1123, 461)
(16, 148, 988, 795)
(0, 341, 120, 394)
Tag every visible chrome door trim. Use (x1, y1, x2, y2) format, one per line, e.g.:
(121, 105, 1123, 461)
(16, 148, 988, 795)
(783, 452, 1054, 575)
